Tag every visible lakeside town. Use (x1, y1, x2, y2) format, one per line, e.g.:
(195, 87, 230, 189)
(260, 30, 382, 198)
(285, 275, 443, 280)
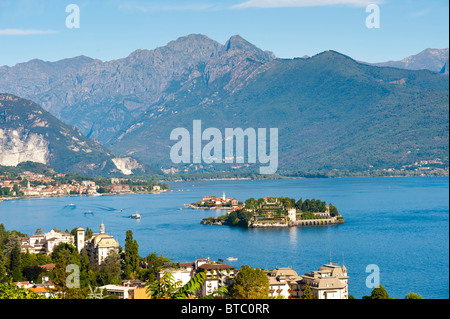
(0, 170, 170, 202)
(0, 221, 420, 300)
(2, 221, 350, 299)
(192, 194, 344, 228)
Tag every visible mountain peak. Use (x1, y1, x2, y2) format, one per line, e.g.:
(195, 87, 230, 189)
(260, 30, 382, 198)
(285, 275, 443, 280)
(224, 35, 256, 52)
(222, 35, 275, 61)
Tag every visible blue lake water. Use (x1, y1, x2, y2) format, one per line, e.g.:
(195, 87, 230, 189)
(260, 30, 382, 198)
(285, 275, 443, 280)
(0, 177, 448, 299)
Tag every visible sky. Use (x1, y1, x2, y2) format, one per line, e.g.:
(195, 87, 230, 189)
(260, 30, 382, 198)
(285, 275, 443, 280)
(0, 0, 448, 66)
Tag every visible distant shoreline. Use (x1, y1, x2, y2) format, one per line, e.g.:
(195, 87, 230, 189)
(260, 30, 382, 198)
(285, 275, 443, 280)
(0, 190, 168, 203)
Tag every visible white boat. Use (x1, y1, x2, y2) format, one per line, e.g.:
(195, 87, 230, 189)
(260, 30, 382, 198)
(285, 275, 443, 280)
(131, 213, 141, 220)
(226, 257, 238, 261)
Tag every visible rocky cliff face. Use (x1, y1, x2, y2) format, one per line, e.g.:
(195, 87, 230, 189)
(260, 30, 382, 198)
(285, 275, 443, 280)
(0, 127, 49, 166)
(111, 157, 144, 175)
(0, 94, 144, 175)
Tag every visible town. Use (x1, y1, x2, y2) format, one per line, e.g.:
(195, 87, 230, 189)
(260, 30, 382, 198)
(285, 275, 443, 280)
(0, 170, 170, 200)
(0, 222, 350, 299)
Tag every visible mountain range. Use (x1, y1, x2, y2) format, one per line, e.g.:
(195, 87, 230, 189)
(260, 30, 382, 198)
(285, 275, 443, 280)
(0, 34, 448, 175)
(371, 48, 449, 74)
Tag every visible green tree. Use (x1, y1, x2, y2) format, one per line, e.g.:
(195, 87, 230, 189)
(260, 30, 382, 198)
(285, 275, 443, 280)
(124, 230, 140, 279)
(141, 253, 171, 282)
(365, 285, 391, 299)
(98, 251, 121, 285)
(329, 203, 339, 217)
(0, 249, 6, 281)
(0, 282, 47, 299)
(405, 292, 422, 299)
(145, 271, 207, 299)
(302, 282, 313, 299)
(9, 243, 22, 281)
(228, 265, 269, 299)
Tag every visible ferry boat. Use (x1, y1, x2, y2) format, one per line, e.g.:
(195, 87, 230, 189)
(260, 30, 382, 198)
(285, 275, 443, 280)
(131, 213, 141, 220)
(226, 257, 238, 261)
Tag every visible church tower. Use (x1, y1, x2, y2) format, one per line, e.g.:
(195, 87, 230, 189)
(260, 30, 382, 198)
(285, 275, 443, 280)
(76, 227, 85, 253)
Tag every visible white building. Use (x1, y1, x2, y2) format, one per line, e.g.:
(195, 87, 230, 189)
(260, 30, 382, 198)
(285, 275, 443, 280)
(20, 229, 74, 255)
(266, 263, 349, 299)
(298, 263, 349, 299)
(157, 257, 237, 297)
(267, 268, 301, 299)
(78, 223, 120, 265)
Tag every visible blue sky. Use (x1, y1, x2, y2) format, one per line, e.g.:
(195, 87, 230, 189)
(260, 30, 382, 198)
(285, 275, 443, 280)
(0, 0, 448, 66)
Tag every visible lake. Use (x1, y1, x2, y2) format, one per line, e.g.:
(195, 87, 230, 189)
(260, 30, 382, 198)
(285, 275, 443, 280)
(0, 177, 448, 299)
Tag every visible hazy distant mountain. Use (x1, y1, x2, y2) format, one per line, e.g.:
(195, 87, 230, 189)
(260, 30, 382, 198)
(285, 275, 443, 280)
(0, 36, 448, 174)
(108, 50, 449, 173)
(0, 94, 145, 175)
(372, 48, 449, 74)
(0, 34, 275, 145)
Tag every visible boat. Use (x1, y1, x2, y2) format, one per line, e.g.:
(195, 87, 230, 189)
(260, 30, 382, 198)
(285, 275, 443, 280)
(131, 213, 141, 220)
(226, 257, 238, 261)
(84, 210, 93, 215)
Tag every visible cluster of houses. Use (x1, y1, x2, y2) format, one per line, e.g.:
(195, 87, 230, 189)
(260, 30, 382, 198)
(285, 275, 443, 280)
(18, 223, 348, 299)
(0, 171, 164, 198)
(20, 223, 119, 266)
(0, 171, 100, 197)
(189, 193, 239, 208)
(152, 257, 348, 300)
(93, 257, 348, 300)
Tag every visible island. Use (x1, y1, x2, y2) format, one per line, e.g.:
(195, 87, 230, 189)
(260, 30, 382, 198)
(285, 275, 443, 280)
(185, 192, 241, 210)
(200, 196, 344, 228)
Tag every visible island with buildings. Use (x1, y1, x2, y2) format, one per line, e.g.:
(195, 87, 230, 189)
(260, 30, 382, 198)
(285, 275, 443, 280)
(185, 192, 240, 210)
(201, 196, 344, 228)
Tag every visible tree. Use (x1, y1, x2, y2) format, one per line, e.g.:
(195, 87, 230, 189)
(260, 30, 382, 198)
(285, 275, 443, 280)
(98, 251, 121, 286)
(405, 292, 422, 299)
(228, 265, 269, 299)
(0, 282, 47, 299)
(141, 253, 171, 282)
(124, 230, 140, 279)
(329, 203, 339, 217)
(145, 271, 206, 299)
(366, 285, 391, 299)
(0, 249, 6, 281)
(302, 282, 313, 299)
(9, 243, 22, 281)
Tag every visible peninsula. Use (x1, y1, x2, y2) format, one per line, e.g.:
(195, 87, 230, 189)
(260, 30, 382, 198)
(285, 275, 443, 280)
(201, 196, 344, 228)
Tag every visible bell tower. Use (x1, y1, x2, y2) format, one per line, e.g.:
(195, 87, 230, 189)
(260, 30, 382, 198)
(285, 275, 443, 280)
(76, 227, 85, 253)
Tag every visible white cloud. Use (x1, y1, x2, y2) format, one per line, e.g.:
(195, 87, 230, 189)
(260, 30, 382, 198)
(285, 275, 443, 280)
(0, 29, 57, 36)
(232, 0, 384, 9)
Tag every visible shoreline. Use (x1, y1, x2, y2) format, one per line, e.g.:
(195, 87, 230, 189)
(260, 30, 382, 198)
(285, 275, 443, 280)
(201, 218, 345, 228)
(0, 189, 168, 203)
(160, 174, 449, 183)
